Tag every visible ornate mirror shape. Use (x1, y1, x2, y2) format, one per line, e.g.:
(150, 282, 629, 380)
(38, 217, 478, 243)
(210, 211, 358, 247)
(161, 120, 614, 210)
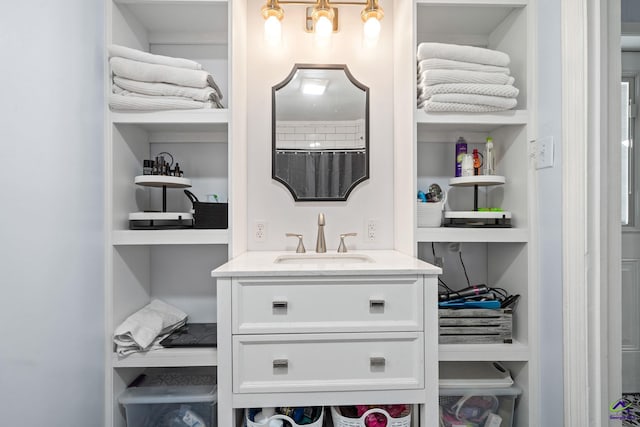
(272, 64, 369, 201)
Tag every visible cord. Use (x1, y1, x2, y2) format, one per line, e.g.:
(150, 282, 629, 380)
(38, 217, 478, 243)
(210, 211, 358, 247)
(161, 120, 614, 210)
(459, 251, 470, 287)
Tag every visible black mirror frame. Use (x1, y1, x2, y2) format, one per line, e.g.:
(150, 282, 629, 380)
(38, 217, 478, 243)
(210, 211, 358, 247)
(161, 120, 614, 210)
(271, 63, 370, 202)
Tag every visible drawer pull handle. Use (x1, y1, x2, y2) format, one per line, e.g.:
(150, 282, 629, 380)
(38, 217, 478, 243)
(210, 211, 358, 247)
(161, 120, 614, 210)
(273, 359, 289, 369)
(272, 301, 288, 309)
(370, 356, 386, 367)
(370, 299, 385, 308)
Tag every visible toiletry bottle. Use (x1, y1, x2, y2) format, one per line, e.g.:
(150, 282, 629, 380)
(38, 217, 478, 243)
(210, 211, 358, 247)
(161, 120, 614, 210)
(473, 149, 481, 175)
(455, 137, 467, 177)
(143, 160, 152, 175)
(461, 153, 474, 177)
(484, 137, 495, 175)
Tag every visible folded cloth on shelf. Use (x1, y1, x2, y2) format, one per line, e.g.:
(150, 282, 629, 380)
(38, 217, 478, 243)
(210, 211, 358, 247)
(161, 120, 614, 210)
(417, 58, 510, 75)
(108, 44, 203, 70)
(113, 299, 187, 356)
(418, 83, 520, 100)
(431, 93, 517, 109)
(109, 93, 213, 111)
(418, 69, 514, 86)
(417, 42, 511, 67)
(113, 86, 224, 108)
(113, 76, 223, 106)
(422, 100, 514, 113)
(110, 57, 222, 92)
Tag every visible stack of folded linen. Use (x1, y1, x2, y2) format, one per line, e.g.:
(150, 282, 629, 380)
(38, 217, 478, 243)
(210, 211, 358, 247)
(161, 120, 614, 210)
(416, 42, 519, 113)
(113, 299, 187, 356)
(109, 44, 224, 111)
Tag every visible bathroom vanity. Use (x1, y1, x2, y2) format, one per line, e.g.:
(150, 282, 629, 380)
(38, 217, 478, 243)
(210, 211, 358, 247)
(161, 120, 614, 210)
(212, 250, 441, 426)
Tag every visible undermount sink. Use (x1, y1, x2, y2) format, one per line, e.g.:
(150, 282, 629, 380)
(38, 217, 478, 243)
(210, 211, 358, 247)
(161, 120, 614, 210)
(274, 253, 375, 265)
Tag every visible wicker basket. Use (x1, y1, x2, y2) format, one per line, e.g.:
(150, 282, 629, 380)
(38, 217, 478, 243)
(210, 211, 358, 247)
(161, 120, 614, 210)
(330, 406, 411, 427)
(245, 408, 324, 427)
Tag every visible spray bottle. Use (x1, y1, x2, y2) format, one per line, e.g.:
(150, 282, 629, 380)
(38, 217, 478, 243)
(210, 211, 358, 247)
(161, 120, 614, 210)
(484, 137, 495, 175)
(455, 136, 467, 177)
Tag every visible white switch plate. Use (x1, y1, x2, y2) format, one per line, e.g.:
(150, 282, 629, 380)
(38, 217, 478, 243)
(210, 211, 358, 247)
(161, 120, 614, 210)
(536, 136, 554, 169)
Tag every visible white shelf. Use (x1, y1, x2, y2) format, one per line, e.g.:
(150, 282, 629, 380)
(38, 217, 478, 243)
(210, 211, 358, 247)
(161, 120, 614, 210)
(112, 347, 218, 368)
(111, 109, 229, 125)
(416, 0, 527, 5)
(415, 109, 528, 133)
(112, 229, 229, 245)
(134, 175, 192, 188)
(439, 341, 529, 361)
(449, 175, 505, 187)
(416, 227, 528, 242)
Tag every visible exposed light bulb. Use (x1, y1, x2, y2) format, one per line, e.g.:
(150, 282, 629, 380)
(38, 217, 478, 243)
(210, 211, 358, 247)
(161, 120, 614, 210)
(264, 15, 282, 46)
(314, 15, 333, 47)
(363, 16, 381, 47)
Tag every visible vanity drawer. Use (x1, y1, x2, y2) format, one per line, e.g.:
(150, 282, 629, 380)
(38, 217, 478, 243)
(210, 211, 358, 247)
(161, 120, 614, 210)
(232, 332, 424, 394)
(232, 276, 423, 334)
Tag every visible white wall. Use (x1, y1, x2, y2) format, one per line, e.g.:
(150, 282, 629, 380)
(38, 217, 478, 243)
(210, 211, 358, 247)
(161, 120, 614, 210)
(0, 1, 104, 425)
(536, 0, 564, 422)
(246, 0, 394, 251)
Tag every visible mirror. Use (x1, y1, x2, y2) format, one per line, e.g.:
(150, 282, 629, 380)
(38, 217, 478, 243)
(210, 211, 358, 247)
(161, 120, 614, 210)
(272, 64, 369, 201)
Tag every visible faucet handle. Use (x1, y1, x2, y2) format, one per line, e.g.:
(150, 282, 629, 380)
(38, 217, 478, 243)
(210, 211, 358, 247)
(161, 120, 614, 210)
(286, 233, 306, 253)
(337, 233, 357, 253)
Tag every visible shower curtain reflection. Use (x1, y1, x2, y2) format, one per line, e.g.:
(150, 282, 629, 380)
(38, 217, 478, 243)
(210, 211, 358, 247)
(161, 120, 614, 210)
(275, 150, 366, 200)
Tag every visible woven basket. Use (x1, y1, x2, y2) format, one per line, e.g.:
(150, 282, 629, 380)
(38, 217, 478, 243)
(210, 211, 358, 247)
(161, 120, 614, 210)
(330, 406, 411, 427)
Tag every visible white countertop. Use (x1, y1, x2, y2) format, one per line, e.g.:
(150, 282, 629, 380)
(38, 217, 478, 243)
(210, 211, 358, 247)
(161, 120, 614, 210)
(211, 250, 442, 277)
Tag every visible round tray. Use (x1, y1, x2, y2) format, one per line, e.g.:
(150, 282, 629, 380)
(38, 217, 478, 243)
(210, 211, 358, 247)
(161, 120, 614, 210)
(448, 175, 505, 187)
(134, 175, 192, 188)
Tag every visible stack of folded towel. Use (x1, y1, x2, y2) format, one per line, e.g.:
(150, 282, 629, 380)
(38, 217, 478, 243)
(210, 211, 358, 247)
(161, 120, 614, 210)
(416, 42, 519, 113)
(109, 44, 224, 111)
(113, 299, 187, 356)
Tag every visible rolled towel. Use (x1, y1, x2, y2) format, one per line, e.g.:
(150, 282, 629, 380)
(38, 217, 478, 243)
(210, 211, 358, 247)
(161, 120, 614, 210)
(109, 93, 213, 111)
(418, 83, 520, 100)
(108, 44, 203, 70)
(417, 42, 510, 67)
(419, 69, 514, 86)
(113, 299, 187, 354)
(114, 76, 223, 105)
(423, 100, 514, 113)
(417, 58, 510, 75)
(110, 57, 222, 92)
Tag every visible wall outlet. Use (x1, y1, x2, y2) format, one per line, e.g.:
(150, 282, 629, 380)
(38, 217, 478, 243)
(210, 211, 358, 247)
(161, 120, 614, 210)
(366, 219, 378, 241)
(254, 221, 267, 242)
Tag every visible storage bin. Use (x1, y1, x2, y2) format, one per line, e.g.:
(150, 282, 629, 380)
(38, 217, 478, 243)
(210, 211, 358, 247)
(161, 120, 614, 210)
(439, 362, 521, 427)
(184, 190, 228, 229)
(245, 407, 324, 427)
(330, 406, 411, 427)
(119, 368, 217, 427)
(417, 200, 444, 227)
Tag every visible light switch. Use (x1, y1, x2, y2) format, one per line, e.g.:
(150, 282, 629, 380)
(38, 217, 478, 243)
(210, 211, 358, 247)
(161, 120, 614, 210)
(536, 136, 554, 169)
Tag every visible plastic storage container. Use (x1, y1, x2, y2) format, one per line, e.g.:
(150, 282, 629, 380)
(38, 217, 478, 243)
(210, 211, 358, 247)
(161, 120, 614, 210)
(417, 200, 444, 227)
(245, 407, 324, 427)
(439, 362, 521, 427)
(330, 406, 411, 427)
(119, 368, 217, 427)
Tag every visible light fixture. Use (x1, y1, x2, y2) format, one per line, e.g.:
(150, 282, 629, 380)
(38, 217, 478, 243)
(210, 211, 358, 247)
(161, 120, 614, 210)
(261, 0, 384, 46)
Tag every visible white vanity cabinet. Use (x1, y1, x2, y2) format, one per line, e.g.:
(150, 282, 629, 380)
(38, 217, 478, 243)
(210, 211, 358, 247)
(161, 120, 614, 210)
(213, 251, 441, 427)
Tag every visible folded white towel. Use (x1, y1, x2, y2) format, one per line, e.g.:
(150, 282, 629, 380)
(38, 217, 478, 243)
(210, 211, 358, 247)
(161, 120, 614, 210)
(417, 42, 511, 67)
(108, 44, 203, 70)
(113, 300, 187, 355)
(113, 76, 223, 106)
(417, 58, 510, 75)
(109, 93, 213, 111)
(423, 100, 513, 113)
(419, 69, 514, 86)
(113, 86, 224, 109)
(431, 93, 517, 109)
(110, 57, 221, 91)
(418, 83, 520, 100)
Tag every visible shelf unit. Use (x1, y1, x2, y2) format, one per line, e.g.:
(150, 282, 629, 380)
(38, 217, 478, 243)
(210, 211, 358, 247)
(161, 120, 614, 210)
(105, 1, 235, 427)
(409, 0, 537, 426)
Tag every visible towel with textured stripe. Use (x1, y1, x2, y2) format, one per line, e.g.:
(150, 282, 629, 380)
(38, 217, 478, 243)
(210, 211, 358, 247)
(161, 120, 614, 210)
(112, 86, 224, 108)
(417, 42, 510, 67)
(113, 76, 223, 105)
(418, 69, 514, 86)
(418, 83, 519, 100)
(417, 58, 510, 75)
(108, 44, 203, 70)
(109, 93, 213, 111)
(422, 100, 515, 113)
(110, 57, 221, 92)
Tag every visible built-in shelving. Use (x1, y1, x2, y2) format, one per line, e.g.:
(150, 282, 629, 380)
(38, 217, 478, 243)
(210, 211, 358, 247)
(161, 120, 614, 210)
(112, 347, 218, 368)
(439, 341, 529, 362)
(112, 229, 229, 245)
(416, 227, 528, 243)
(111, 109, 229, 125)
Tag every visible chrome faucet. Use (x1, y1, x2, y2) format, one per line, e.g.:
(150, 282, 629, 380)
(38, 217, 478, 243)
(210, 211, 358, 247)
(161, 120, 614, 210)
(316, 213, 326, 253)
